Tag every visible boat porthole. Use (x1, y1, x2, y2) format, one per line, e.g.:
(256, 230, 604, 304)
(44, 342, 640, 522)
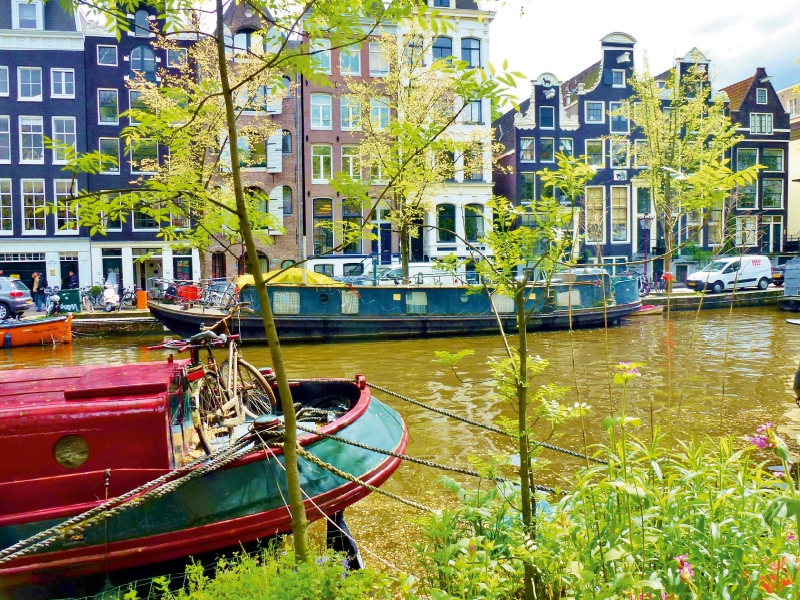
(460, 294, 469, 303)
(319, 293, 329, 304)
(53, 435, 89, 469)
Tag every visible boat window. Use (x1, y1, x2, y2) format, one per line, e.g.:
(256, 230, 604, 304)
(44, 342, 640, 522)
(53, 435, 89, 469)
(273, 291, 300, 314)
(314, 264, 334, 276)
(341, 290, 359, 314)
(491, 292, 514, 313)
(406, 291, 428, 314)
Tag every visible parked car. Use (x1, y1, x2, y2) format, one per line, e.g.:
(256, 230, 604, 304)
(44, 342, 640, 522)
(0, 277, 34, 319)
(686, 256, 772, 293)
(772, 263, 786, 286)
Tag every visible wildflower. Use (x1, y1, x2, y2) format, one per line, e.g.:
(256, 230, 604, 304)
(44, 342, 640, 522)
(788, 531, 796, 541)
(315, 556, 329, 566)
(662, 273, 675, 282)
(675, 554, 694, 583)
(748, 435, 773, 449)
(756, 422, 774, 434)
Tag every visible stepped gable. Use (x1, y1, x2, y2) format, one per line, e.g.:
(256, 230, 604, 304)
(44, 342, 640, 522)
(721, 75, 755, 111)
(559, 60, 601, 106)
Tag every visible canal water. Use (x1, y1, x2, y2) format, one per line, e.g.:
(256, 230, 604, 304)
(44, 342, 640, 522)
(5, 306, 800, 578)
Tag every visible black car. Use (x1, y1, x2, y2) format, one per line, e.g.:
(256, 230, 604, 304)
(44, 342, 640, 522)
(773, 264, 786, 286)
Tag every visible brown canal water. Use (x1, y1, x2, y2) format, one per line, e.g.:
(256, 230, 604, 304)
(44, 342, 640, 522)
(5, 306, 800, 576)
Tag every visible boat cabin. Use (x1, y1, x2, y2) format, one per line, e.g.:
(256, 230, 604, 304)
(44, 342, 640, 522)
(0, 360, 192, 525)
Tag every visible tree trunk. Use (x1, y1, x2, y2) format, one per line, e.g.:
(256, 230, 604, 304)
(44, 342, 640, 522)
(400, 221, 410, 283)
(214, 1, 309, 562)
(516, 288, 535, 600)
(662, 175, 673, 295)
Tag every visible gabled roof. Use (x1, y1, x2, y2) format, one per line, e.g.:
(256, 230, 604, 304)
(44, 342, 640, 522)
(560, 60, 601, 104)
(721, 75, 754, 111)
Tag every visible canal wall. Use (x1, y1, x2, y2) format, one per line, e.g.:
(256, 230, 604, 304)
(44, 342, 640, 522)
(71, 310, 162, 336)
(645, 288, 782, 311)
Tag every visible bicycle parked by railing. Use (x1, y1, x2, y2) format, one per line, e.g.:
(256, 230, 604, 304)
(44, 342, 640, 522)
(120, 285, 137, 308)
(148, 304, 275, 453)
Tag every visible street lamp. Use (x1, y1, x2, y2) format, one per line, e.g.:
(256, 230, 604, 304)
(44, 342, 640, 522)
(638, 213, 654, 278)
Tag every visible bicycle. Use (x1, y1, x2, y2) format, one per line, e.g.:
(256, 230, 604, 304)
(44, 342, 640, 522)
(120, 285, 137, 307)
(148, 304, 275, 453)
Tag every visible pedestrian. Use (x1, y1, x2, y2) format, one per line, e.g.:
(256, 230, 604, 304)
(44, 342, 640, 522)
(68, 270, 78, 289)
(32, 272, 43, 312)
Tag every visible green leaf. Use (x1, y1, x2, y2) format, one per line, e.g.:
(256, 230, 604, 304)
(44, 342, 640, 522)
(763, 496, 800, 526)
(602, 416, 620, 431)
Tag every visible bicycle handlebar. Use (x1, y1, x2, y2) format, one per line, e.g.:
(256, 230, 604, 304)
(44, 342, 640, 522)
(147, 333, 240, 351)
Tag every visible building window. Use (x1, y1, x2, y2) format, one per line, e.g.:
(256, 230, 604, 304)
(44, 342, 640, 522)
(633, 139, 648, 168)
(437, 203, 456, 242)
(610, 186, 628, 242)
(237, 136, 266, 168)
(54, 180, 77, 233)
(737, 181, 757, 209)
(311, 144, 332, 182)
(750, 113, 773, 135)
(756, 88, 767, 105)
(341, 145, 360, 180)
(51, 69, 75, 99)
(134, 10, 150, 36)
(52, 117, 76, 164)
(612, 70, 625, 87)
(737, 148, 757, 170)
(130, 46, 156, 83)
(0, 67, 7, 96)
(97, 45, 117, 66)
(19, 116, 44, 163)
(370, 97, 390, 129)
(464, 99, 482, 124)
(0, 180, 11, 233)
(368, 42, 389, 76)
(13, 0, 42, 29)
(133, 210, 157, 230)
(433, 0, 450, 6)
(790, 98, 798, 116)
(17, 67, 42, 101)
(762, 215, 783, 253)
(707, 206, 722, 246)
(539, 106, 554, 129)
(313, 198, 333, 254)
(211, 252, 226, 279)
(130, 138, 158, 173)
(21, 179, 45, 233)
(342, 198, 362, 254)
(464, 147, 483, 181)
(609, 101, 628, 133)
(432, 37, 452, 61)
(762, 148, 784, 172)
(310, 93, 332, 129)
(464, 204, 484, 242)
(520, 138, 535, 162)
(99, 138, 119, 173)
(539, 138, 554, 162)
(519, 173, 535, 202)
(98, 89, 119, 124)
(341, 96, 361, 131)
(610, 140, 628, 168)
(128, 90, 150, 125)
(585, 101, 604, 123)
(762, 179, 783, 209)
(167, 48, 187, 67)
(311, 39, 331, 74)
(585, 139, 603, 166)
(283, 186, 292, 215)
(735, 216, 757, 247)
(282, 130, 292, 154)
(559, 138, 573, 157)
(461, 38, 480, 68)
(340, 46, 361, 76)
(585, 186, 604, 244)
(0, 116, 9, 163)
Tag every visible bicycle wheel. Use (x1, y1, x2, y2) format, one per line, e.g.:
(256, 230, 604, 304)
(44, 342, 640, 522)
(192, 372, 231, 454)
(220, 358, 276, 419)
(81, 295, 94, 313)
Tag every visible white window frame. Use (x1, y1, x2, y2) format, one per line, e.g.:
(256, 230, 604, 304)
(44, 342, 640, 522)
(584, 185, 606, 245)
(750, 113, 773, 135)
(19, 115, 44, 164)
(585, 139, 604, 167)
(559, 138, 574, 157)
(756, 88, 768, 105)
(762, 178, 784, 210)
(762, 148, 784, 172)
(50, 68, 75, 99)
(585, 100, 605, 124)
(166, 48, 187, 68)
(0, 67, 8, 97)
(311, 39, 331, 74)
(612, 69, 626, 88)
(100, 192, 123, 232)
(735, 216, 758, 247)
(368, 42, 389, 77)
(633, 139, 648, 168)
(17, 67, 42, 101)
(520, 138, 535, 162)
(610, 140, 629, 168)
(99, 137, 120, 174)
(340, 96, 361, 131)
(311, 144, 332, 183)
(21, 178, 46, 234)
(51, 116, 76, 164)
(0, 179, 11, 234)
(539, 137, 555, 163)
(54, 179, 78, 235)
(340, 45, 361, 76)
(790, 98, 798, 116)
(12, 0, 43, 30)
(97, 88, 119, 125)
(132, 209, 159, 232)
(762, 214, 783, 253)
(97, 45, 118, 67)
(370, 97, 389, 130)
(341, 145, 360, 180)
(0, 116, 10, 164)
(539, 106, 555, 130)
(129, 90, 146, 125)
(129, 138, 159, 174)
(310, 93, 332, 130)
(609, 101, 629, 134)
(609, 185, 629, 244)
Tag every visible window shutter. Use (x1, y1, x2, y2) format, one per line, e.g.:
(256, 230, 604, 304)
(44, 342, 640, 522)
(602, 69, 613, 85)
(268, 186, 284, 234)
(267, 92, 282, 114)
(267, 132, 282, 173)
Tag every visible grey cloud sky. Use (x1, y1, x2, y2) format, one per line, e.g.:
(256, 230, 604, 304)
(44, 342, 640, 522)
(488, 0, 800, 101)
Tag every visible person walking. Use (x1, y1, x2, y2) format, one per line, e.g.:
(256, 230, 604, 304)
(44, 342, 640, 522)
(68, 270, 78, 289)
(32, 272, 43, 312)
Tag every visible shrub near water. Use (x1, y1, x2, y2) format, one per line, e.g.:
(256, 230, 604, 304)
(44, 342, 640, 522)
(416, 363, 800, 599)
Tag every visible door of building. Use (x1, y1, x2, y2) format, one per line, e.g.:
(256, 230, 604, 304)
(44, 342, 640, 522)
(102, 258, 123, 289)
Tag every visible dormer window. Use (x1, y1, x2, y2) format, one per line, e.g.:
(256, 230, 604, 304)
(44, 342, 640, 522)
(756, 88, 768, 105)
(134, 10, 150, 37)
(233, 29, 264, 56)
(13, 0, 43, 30)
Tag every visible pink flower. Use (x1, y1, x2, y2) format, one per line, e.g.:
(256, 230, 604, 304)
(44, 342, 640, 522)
(675, 554, 694, 583)
(756, 422, 774, 434)
(748, 435, 773, 449)
(788, 532, 796, 541)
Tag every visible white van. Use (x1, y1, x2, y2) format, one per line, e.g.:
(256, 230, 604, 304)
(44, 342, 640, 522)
(686, 256, 772, 293)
